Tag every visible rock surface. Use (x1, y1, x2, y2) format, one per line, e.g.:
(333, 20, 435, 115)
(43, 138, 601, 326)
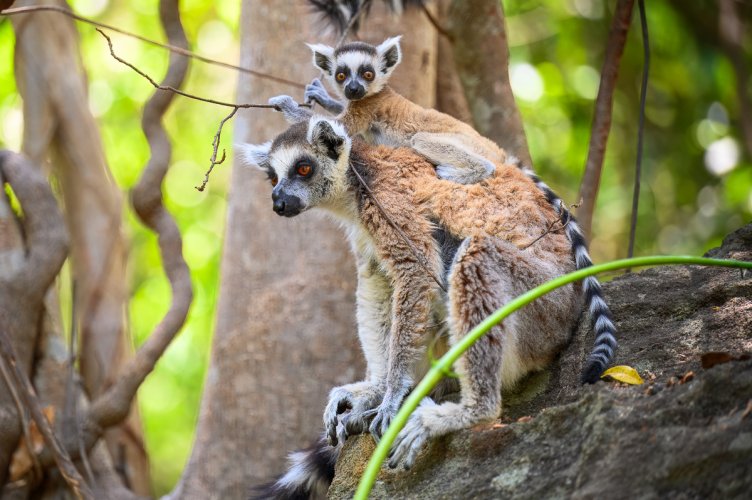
(328, 224, 752, 499)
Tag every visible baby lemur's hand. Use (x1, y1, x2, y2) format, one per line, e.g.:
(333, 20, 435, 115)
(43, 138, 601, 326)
(268, 95, 312, 124)
(305, 78, 344, 115)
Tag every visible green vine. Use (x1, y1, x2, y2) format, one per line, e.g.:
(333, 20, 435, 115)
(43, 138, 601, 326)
(354, 255, 752, 499)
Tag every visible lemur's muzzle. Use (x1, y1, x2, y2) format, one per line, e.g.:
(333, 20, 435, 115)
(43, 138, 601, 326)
(272, 185, 303, 217)
(344, 81, 366, 100)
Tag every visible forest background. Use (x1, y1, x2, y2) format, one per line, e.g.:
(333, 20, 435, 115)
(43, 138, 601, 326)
(0, 0, 750, 496)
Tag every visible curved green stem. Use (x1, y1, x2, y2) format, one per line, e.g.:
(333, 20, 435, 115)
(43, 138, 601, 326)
(354, 255, 752, 499)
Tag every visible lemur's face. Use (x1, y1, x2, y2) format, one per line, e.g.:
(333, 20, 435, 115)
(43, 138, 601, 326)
(239, 118, 352, 217)
(308, 36, 402, 101)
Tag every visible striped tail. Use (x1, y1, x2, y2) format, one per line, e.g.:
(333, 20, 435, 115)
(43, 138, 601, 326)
(510, 157, 618, 384)
(307, 0, 426, 33)
(251, 435, 339, 500)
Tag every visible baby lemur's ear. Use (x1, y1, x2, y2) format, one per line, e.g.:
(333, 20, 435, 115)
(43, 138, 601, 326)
(306, 43, 335, 75)
(236, 141, 272, 171)
(307, 118, 350, 161)
(376, 35, 402, 74)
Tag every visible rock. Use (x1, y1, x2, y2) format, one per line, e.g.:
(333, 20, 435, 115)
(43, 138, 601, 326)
(328, 224, 752, 499)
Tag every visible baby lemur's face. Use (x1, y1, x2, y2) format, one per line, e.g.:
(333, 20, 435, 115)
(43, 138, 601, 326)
(308, 36, 402, 101)
(238, 118, 352, 217)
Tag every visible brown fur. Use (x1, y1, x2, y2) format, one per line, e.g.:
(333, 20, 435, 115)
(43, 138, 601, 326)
(343, 86, 506, 164)
(342, 139, 580, 448)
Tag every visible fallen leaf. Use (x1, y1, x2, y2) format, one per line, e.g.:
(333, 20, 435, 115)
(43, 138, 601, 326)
(491, 423, 507, 429)
(601, 365, 644, 385)
(680, 371, 694, 384)
(701, 352, 734, 369)
(516, 416, 532, 423)
(742, 400, 752, 420)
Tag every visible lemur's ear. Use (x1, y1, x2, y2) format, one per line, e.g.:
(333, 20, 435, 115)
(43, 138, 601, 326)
(236, 141, 272, 171)
(376, 36, 402, 74)
(306, 43, 335, 75)
(308, 118, 349, 161)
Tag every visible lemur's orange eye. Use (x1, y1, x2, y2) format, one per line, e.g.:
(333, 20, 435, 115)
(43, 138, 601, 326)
(336, 72, 346, 82)
(270, 176, 278, 187)
(363, 71, 374, 81)
(296, 164, 312, 176)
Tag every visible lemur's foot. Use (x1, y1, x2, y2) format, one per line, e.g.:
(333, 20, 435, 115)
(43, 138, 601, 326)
(304, 78, 330, 105)
(324, 383, 383, 446)
(387, 399, 441, 469)
(435, 161, 496, 185)
(366, 386, 411, 440)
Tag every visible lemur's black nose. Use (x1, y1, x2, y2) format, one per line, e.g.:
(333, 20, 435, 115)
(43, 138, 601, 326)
(345, 82, 365, 100)
(273, 198, 286, 215)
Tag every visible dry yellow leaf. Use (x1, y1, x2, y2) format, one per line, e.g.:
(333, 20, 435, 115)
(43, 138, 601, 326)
(601, 365, 644, 385)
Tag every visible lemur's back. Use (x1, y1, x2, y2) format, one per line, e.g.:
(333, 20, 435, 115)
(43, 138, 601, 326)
(346, 87, 506, 163)
(356, 141, 573, 269)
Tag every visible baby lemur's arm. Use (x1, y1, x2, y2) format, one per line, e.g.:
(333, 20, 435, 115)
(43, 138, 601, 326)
(267, 95, 313, 124)
(305, 78, 345, 115)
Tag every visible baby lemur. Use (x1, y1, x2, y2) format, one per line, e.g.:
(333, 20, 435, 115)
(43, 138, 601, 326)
(270, 36, 504, 185)
(241, 116, 617, 498)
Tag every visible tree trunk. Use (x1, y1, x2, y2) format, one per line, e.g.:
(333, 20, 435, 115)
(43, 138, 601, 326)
(446, 0, 532, 165)
(171, 2, 437, 497)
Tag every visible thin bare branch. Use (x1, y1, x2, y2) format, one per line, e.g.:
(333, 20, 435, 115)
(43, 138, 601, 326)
(421, 3, 453, 41)
(96, 28, 276, 110)
(0, 329, 93, 500)
(196, 107, 238, 192)
(349, 158, 447, 292)
(627, 0, 649, 262)
(0, 4, 305, 89)
(576, 0, 635, 240)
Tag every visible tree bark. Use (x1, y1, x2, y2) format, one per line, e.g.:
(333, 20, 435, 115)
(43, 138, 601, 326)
(171, 2, 437, 497)
(446, 0, 532, 165)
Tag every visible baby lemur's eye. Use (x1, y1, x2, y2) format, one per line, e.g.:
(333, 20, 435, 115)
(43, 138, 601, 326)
(296, 163, 312, 177)
(336, 72, 346, 82)
(270, 175, 278, 187)
(363, 71, 374, 81)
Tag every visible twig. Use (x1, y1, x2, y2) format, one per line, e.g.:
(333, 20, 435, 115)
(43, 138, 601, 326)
(196, 106, 238, 192)
(0, 5, 305, 89)
(521, 199, 581, 250)
(0, 329, 93, 500)
(349, 158, 447, 293)
(627, 0, 649, 264)
(96, 28, 276, 110)
(576, 0, 635, 239)
(421, 3, 454, 41)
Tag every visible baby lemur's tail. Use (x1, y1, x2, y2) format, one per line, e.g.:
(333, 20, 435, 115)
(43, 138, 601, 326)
(511, 157, 618, 384)
(252, 436, 338, 500)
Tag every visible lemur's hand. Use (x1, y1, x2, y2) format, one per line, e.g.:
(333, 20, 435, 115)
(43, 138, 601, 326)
(305, 78, 345, 115)
(304, 78, 330, 105)
(268, 95, 312, 124)
(323, 382, 383, 446)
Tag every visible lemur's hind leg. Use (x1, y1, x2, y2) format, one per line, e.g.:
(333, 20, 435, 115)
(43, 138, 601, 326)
(410, 132, 496, 185)
(389, 237, 579, 469)
(305, 78, 345, 115)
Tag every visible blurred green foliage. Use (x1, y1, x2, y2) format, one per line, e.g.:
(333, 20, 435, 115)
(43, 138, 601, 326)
(0, 0, 749, 495)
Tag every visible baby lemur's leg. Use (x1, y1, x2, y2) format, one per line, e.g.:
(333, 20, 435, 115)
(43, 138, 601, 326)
(411, 132, 497, 184)
(305, 78, 345, 115)
(389, 237, 579, 469)
(324, 257, 391, 445)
